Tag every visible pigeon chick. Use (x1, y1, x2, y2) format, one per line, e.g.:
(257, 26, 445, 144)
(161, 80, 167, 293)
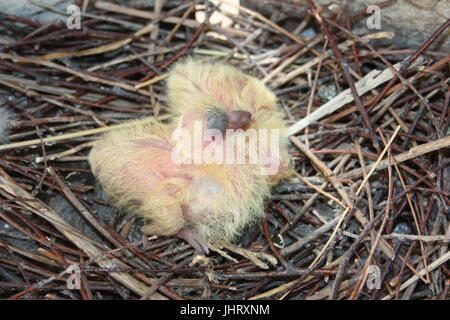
(88, 60, 292, 256)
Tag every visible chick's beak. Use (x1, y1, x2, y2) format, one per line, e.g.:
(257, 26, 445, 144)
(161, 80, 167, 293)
(227, 110, 252, 130)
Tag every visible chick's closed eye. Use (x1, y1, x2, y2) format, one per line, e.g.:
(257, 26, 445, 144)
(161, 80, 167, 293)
(206, 106, 228, 132)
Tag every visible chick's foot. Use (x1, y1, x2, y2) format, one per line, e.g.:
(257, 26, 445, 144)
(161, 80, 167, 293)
(175, 228, 209, 255)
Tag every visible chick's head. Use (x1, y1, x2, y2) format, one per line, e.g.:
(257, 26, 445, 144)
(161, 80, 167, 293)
(167, 58, 286, 134)
(167, 59, 293, 180)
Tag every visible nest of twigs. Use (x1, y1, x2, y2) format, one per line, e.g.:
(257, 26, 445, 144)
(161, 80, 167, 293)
(0, 0, 448, 300)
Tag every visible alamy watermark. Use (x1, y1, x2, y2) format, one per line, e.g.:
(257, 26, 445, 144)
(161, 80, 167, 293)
(66, 4, 81, 30)
(366, 5, 381, 30)
(366, 265, 381, 290)
(171, 122, 282, 176)
(66, 264, 81, 290)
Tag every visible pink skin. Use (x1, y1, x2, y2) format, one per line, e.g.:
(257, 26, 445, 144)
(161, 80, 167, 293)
(117, 136, 213, 254)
